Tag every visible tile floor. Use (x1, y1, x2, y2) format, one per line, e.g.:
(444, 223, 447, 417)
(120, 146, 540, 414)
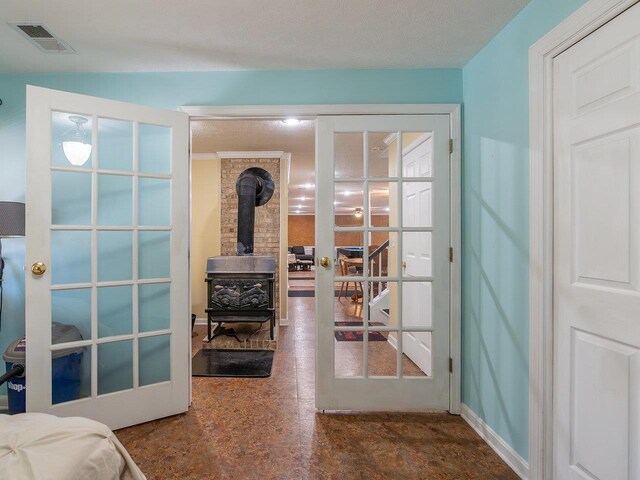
(116, 296, 518, 479)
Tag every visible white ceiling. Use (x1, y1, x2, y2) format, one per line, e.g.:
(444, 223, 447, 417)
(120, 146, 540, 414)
(0, 0, 528, 72)
(192, 119, 394, 215)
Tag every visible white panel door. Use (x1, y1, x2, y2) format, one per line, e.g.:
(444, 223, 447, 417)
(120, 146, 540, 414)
(402, 136, 433, 375)
(553, 4, 640, 479)
(316, 115, 450, 411)
(25, 86, 190, 430)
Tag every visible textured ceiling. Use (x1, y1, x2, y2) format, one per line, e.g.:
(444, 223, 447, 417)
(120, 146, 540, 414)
(1, 0, 528, 72)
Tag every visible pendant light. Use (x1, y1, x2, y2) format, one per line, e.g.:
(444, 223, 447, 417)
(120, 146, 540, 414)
(61, 115, 92, 166)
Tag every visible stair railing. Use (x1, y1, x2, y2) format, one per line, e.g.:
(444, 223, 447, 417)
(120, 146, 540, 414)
(368, 239, 389, 302)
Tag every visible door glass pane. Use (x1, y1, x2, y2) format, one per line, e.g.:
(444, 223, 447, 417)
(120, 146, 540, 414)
(139, 335, 170, 386)
(334, 132, 363, 179)
(368, 231, 394, 286)
(51, 111, 93, 169)
(97, 174, 133, 226)
(52, 347, 90, 404)
(375, 281, 398, 328)
(51, 231, 91, 285)
(367, 131, 396, 178)
(97, 231, 133, 282)
(402, 182, 432, 228)
(334, 182, 364, 227)
(402, 282, 432, 329)
(98, 118, 133, 171)
(98, 340, 133, 395)
(401, 332, 431, 377)
(139, 283, 170, 332)
(98, 285, 133, 338)
(402, 132, 432, 178)
(139, 124, 170, 174)
(138, 231, 170, 279)
(402, 232, 432, 277)
(52, 288, 91, 341)
(52, 171, 92, 225)
(367, 329, 397, 377)
(334, 337, 362, 377)
(139, 178, 170, 226)
(369, 181, 396, 227)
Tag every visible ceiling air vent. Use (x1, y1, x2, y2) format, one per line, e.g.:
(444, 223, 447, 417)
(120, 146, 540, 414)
(9, 23, 76, 54)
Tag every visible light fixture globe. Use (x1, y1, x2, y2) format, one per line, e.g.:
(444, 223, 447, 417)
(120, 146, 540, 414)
(61, 115, 92, 166)
(354, 207, 363, 218)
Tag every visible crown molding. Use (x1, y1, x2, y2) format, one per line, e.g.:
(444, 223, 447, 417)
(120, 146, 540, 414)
(191, 151, 289, 161)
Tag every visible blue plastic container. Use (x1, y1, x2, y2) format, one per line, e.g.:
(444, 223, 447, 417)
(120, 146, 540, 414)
(3, 323, 84, 414)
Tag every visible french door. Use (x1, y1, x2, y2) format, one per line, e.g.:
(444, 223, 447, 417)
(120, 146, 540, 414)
(25, 86, 190, 429)
(315, 115, 451, 410)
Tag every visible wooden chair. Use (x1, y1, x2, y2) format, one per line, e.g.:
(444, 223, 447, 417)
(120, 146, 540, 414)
(338, 256, 363, 301)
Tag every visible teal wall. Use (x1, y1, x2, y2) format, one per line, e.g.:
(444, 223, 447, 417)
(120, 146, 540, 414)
(0, 68, 462, 396)
(461, 0, 586, 460)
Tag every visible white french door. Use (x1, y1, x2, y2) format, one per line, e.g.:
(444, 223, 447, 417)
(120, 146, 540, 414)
(315, 115, 451, 410)
(553, 3, 640, 479)
(25, 86, 190, 430)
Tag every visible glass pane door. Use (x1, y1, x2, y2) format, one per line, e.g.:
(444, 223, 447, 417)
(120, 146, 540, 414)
(316, 115, 450, 411)
(26, 86, 189, 429)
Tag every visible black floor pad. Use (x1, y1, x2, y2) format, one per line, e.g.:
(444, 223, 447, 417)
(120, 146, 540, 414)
(192, 349, 274, 377)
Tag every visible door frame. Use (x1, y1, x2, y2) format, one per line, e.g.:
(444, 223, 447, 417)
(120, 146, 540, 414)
(529, 0, 639, 477)
(181, 103, 462, 413)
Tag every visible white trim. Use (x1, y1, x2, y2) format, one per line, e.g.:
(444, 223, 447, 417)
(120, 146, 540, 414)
(461, 404, 529, 480)
(181, 104, 460, 118)
(192, 151, 289, 161)
(194, 317, 208, 326)
(448, 104, 462, 415)
(0, 395, 8, 410)
(279, 317, 289, 327)
(528, 1, 639, 478)
(191, 153, 220, 161)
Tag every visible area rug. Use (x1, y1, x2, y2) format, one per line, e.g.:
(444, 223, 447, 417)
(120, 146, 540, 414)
(192, 349, 274, 377)
(334, 322, 387, 342)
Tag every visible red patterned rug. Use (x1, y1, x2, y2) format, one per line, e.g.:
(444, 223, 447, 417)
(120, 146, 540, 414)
(334, 322, 387, 342)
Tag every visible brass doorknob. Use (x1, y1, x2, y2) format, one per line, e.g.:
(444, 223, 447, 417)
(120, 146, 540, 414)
(319, 257, 331, 268)
(31, 262, 47, 275)
(402, 261, 407, 269)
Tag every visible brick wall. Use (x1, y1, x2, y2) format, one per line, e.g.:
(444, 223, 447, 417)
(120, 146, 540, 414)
(220, 158, 280, 320)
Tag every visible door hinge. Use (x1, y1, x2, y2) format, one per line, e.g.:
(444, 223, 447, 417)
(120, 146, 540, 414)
(449, 139, 454, 154)
(449, 357, 453, 373)
(449, 247, 453, 263)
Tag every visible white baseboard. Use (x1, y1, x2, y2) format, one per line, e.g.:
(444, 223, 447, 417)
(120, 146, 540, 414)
(0, 395, 8, 410)
(461, 404, 529, 479)
(194, 317, 208, 326)
(387, 332, 398, 350)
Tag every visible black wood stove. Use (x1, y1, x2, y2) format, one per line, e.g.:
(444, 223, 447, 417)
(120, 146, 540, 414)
(205, 167, 276, 341)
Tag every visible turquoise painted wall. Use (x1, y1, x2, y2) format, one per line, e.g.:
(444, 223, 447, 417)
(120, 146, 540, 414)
(0, 68, 462, 396)
(461, 0, 586, 460)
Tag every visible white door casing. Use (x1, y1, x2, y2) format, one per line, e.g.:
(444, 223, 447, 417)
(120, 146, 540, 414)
(401, 135, 433, 376)
(25, 86, 190, 430)
(315, 114, 450, 411)
(553, 4, 640, 479)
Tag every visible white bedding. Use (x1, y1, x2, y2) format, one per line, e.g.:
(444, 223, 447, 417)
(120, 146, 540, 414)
(0, 413, 146, 480)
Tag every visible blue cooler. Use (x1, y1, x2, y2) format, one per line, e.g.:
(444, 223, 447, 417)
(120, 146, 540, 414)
(3, 323, 84, 414)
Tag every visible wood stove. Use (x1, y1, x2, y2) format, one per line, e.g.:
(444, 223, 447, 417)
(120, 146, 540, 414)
(204, 167, 277, 341)
(205, 256, 276, 341)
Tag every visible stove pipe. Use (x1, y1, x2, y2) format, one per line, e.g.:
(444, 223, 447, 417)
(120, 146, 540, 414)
(235, 167, 275, 256)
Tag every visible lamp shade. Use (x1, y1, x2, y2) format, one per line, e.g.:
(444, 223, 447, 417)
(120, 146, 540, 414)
(0, 201, 25, 237)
